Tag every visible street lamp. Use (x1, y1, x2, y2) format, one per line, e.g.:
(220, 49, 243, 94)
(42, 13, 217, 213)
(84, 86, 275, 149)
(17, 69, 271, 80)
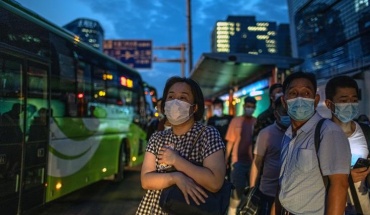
(186, 0, 193, 76)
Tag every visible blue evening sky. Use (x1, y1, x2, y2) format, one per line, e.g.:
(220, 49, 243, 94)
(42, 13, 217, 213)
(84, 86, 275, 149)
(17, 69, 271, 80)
(15, 0, 289, 97)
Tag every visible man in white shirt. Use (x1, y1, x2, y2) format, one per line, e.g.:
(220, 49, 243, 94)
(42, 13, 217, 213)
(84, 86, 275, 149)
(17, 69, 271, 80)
(325, 75, 370, 214)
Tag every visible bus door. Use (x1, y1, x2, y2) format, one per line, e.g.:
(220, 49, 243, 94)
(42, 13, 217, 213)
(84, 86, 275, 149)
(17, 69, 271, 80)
(21, 61, 49, 212)
(0, 54, 49, 213)
(0, 55, 27, 214)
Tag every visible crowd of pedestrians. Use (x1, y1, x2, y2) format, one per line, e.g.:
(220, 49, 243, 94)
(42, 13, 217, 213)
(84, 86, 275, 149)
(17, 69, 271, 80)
(139, 72, 370, 215)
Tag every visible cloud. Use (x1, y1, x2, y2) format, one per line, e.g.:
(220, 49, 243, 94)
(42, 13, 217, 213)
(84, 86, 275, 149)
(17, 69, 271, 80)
(15, 0, 289, 103)
(78, 0, 186, 43)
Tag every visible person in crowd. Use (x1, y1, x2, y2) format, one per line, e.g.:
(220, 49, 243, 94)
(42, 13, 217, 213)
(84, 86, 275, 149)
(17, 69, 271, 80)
(146, 98, 162, 140)
(136, 76, 226, 215)
(273, 72, 351, 215)
(156, 98, 172, 131)
(88, 105, 96, 117)
(28, 108, 48, 142)
(0, 103, 24, 144)
(0, 103, 24, 180)
(249, 95, 289, 215)
(146, 98, 172, 140)
(225, 96, 257, 215)
(207, 98, 233, 180)
(357, 114, 370, 126)
(325, 75, 370, 214)
(27, 108, 49, 165)
(252, 83, 283, 143)
(207, 98, 233, 145)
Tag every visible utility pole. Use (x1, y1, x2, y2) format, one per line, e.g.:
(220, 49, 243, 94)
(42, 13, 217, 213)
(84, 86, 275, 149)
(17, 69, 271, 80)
(153, 44, 186, 77)
(186, 0, 193, 75)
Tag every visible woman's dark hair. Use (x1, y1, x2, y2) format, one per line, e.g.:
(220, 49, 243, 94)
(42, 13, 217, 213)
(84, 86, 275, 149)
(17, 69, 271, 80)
(282, 72, 317, 94)
(161, 76, 205, 121)
(325, 75, 359, 101)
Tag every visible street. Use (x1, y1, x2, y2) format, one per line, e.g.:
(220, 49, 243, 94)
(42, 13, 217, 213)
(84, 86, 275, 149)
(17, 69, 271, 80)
(27, 165, 145, 215)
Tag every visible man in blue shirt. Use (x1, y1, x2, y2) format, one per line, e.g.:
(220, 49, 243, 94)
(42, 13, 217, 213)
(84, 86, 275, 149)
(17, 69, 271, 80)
(250, 96, 289, 215)
(273, 72, 351, 215)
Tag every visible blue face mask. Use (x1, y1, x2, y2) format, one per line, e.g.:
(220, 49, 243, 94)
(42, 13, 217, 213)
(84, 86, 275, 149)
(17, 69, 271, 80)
(279, 115, 291, 127)
(333, 102, 359, 123)
(286, 97, 315, 121)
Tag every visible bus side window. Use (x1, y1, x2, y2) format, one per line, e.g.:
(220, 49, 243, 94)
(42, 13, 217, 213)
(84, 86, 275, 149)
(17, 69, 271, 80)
(0, 62, 20, 97)
(76, 60, 92, 117)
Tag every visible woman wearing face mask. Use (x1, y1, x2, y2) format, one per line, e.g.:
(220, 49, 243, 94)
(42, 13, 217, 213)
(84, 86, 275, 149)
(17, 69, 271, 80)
(136, 76, 226, 215)
(325, 75, 370, 215)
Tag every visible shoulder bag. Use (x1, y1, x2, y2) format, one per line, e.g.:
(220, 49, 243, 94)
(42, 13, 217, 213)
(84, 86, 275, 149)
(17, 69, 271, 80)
(236, 184, 262, 215)
(159, 126, 233, 215)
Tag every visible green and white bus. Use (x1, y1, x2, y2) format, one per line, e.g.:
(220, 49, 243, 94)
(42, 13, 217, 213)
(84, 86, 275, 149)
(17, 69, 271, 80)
(0, 0, 156, 214)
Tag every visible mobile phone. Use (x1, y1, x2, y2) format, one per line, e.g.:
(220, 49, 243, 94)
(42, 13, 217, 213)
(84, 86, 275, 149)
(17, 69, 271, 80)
(353, 158, 370, 169)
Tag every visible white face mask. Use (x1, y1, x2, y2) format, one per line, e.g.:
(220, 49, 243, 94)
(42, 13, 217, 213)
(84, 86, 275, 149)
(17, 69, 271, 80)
(164, 99, 194, 125)
(213, 108, 222, 117)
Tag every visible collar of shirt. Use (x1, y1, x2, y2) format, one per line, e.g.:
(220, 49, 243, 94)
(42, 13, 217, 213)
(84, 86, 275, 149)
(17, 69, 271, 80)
(285, 112, 323, 139)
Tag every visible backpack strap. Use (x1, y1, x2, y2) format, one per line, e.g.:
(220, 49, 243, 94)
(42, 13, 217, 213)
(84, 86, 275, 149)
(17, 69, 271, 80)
(349, 173, 363, 214)
(314, 118, 329, 188)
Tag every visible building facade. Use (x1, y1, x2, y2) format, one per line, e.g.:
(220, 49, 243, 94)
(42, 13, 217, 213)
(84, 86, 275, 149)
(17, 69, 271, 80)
(287, 0, 370, 117)
(63, 18, 104, 51)
(211, 15, 291, 57)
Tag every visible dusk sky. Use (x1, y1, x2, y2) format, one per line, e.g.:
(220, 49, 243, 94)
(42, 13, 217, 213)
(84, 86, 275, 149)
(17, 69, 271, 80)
(16, 0, 289, 97)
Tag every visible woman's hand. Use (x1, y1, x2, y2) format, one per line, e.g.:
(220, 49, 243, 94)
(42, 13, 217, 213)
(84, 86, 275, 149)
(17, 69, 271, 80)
(173, 172, 209, 205)
(158, 145, 179, 166)
(351, 167, 370, 183)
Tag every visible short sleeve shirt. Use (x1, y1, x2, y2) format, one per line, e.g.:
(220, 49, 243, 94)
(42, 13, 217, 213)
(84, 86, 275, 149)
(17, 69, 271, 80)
(136, 122, 225, 215)
(225, 116, 256, 164)
(346, 122, 370, 214)
(253, 122, 285, 197)
(349, 121, 368, 166)
(207, 114, 233, 143)
(279, 113, 351, 215)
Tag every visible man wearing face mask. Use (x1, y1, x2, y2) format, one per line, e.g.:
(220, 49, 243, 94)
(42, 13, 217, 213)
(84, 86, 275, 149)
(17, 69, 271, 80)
(207, 98, 233, 145)
(225, 96, 257, 215)
(273, 72, 351, 215)
(207, 98, 233, 180)
(252, 83, 283, 143)
(249, 95, 290, 215)
(325, 76, 370, 214)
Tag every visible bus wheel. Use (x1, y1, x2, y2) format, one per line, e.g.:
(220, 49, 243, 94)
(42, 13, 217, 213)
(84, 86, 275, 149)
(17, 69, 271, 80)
(114, 141, 128, 182)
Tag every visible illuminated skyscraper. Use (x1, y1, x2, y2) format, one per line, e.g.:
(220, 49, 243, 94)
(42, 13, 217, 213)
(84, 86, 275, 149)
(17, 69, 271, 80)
(211, 16, 290, 56)
(287, 0, 370, 79)
(287, 0, 370, 117)
(63, 18, 104, 51)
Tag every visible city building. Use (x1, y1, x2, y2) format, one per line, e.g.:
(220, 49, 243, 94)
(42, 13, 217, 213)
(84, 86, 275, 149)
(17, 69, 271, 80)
(276, 23, 292, 57)
(287, 0, 370, 117)
(198, 16, 295, 116)
(211, 15, 291, 57)
(63, 18, 104, 51)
